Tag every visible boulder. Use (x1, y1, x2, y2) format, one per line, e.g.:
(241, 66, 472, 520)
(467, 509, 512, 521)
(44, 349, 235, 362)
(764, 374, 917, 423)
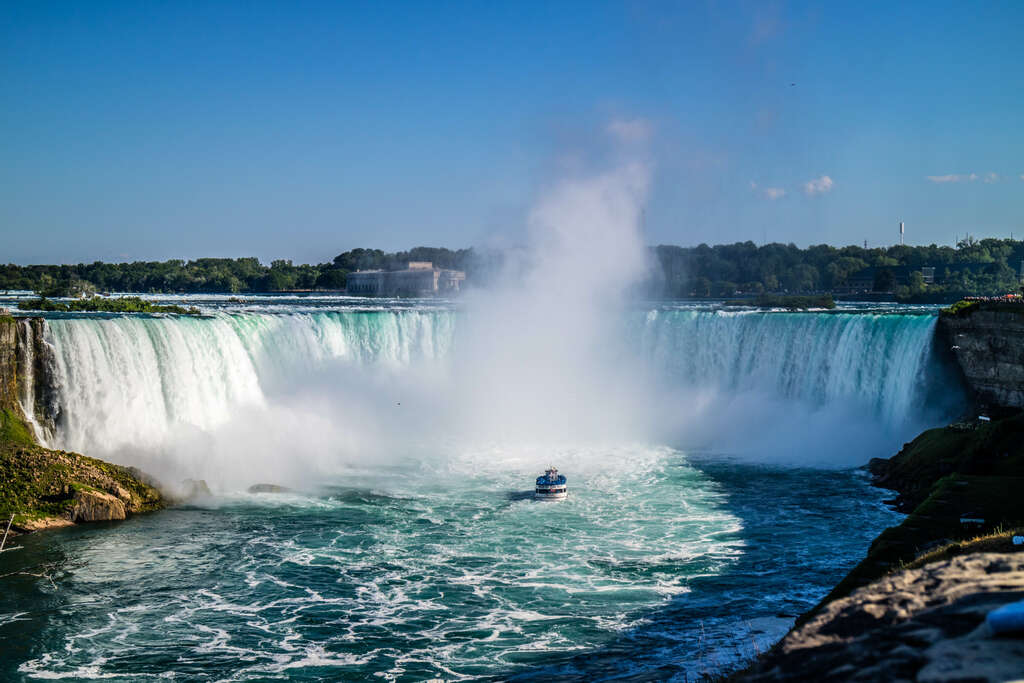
(247, 483, 292, 494)
(70, 487, 127, 522)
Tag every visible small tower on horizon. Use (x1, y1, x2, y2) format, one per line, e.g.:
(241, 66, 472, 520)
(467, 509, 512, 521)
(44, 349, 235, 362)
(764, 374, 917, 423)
(899, 221, 905, 246)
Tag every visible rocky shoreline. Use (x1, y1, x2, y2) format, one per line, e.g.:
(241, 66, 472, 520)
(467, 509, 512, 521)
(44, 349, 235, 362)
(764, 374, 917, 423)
(735, 411, 1024, 681)
(741, 553, 1024, 681)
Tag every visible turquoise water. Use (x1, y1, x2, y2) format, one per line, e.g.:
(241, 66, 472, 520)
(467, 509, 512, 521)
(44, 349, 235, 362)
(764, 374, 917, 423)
(0, 451, 899, 681)
(0, 298, 956, 680)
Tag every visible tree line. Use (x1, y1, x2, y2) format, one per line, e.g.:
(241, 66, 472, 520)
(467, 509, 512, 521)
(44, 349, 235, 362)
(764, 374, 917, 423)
(651, 237, 1024, 299)
(1, 237, 1021, 300)
(0, 247, 478, 296)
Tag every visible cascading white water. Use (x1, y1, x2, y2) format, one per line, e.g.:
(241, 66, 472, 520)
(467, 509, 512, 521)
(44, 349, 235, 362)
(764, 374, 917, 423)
(637, 308, 943, 425)
(38, 305, 955, 477)
(15, 319, 51, 446)
(16, 320, 35, 423)
(44, 310, 456, 460)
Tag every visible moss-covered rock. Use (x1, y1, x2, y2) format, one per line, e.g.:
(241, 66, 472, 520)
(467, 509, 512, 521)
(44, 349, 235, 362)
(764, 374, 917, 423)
(0, 321, 164, 533)
(0, 435, 164, 531)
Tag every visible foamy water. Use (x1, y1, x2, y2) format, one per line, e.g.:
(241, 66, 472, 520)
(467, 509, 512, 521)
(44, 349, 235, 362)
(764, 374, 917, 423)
(1, 446, 900, 681)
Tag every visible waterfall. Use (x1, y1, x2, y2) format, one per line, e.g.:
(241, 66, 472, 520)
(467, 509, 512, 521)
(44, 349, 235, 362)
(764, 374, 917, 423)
(16, 319, 56, 446)
(36, 307, 961, 472)
(636, 309, 947, 426)
(44, 310, 456, 457)
(16, 320, 34, 424)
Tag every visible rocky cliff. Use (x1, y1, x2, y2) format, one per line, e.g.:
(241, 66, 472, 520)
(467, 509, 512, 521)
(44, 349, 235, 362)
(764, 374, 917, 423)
(15, 316, 60, 441)
(740, 552, 1024, 682)
(939, 302, 1024, 411)
(0, 314, 18, 415)
(0, 314, 163, 533)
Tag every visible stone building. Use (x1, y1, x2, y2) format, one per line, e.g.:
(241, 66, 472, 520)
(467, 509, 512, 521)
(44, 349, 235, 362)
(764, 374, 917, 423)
(346, 262, 466, 297)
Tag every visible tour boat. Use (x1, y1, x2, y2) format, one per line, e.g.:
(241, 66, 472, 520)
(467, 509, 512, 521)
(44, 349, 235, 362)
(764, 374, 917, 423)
(534, 466, 568, 501)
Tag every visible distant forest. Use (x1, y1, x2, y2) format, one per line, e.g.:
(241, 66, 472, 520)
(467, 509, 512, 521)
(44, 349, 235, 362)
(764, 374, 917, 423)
(2, 238, 1022, 301)
(651, 237, 1024, 300)
(0, 247, 478, 297)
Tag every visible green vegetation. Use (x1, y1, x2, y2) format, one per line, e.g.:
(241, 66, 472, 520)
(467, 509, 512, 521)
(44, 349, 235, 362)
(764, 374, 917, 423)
(0, 413, 163, 528)
(0, 247, 479, 295)
(940, 299, 980, 315)
(3, 236, 1023, 299)
(17, 296, 199, 315)
(940, 298, 1024, 318)
(0, 407, 34, 448)
(653, 236, 1024, 300)
(723, 294, 835, 309)
(0, 442, 163, 527)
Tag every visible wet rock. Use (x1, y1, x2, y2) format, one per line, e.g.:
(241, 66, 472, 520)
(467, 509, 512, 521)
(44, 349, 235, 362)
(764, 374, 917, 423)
(247, 483, 292, 494)
(71, 487, 127, 522)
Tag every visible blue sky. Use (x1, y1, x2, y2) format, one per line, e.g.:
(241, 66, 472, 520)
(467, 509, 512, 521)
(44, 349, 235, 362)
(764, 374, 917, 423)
(1, 1, 1022, 264)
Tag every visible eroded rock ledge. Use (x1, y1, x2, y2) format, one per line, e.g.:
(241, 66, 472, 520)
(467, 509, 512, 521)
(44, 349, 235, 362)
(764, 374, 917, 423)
(741, 553, 1024, 682)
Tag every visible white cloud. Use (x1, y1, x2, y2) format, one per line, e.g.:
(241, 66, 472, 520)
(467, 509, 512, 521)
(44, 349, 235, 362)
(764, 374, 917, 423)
(926, 173, 978, 183)
(749, 180, 785, 200)
(925, 172, 1003, 184)
(1020, 174, 1024, 181)
(606, 118, 653, 145)
(802, 175, 834, 195)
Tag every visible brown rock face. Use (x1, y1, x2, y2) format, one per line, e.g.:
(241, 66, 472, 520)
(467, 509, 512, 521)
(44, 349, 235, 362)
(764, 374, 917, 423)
(71, 488, 127, 522)
(741, 553, 1024, 682)
(0, 316, 18, 412)
(940, 307, 1024, 410)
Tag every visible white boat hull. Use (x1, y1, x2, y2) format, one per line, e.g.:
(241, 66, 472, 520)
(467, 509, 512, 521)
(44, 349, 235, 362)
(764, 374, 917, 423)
(534, 489, 568, 501)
